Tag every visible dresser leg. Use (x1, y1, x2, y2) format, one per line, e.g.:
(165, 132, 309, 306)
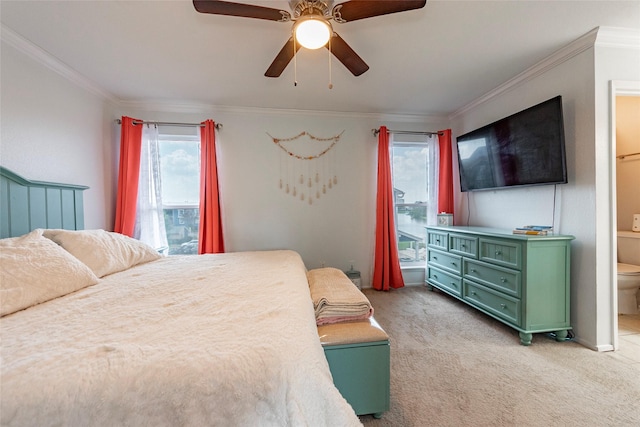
(519, 332, 532, 346)
(554, 330, 568, 342)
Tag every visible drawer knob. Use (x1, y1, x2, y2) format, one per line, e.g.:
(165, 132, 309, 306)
(495, 250, 502, 256)
(451, 262, 456, 266)
(470, 268, 476, 273)
(500, 304, 507, 309)
(433, 256, 438, 260)
(461, 244, 466, 248)
(436, 239, 440, 243)
(433, 275, 438, 279)
(471, 291, 477, 295)
(500, 277, 506, 283)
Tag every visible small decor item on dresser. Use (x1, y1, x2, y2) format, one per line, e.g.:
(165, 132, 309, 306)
(512, 225, 553, 235)
(437, 213, 453, 226)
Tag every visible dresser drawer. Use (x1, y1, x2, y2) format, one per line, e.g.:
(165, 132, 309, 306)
(463, 259, 521, 297)
(427, 230, 448, 251)
(449, 234, 478, 258)
(427, 267, 462, 297)
(479, 238, 522, 269)
(463, 281, 521, 326)
(427, 249, 462, 275)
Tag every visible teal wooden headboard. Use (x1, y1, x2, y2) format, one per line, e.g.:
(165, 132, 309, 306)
(0, 166, 88, 238)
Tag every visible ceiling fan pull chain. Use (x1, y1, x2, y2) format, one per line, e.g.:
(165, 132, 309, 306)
(328, 35, 333, 90)
(294, 37, 298, 87)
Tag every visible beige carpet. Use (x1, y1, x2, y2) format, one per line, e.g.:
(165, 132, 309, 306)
(358, 286, 640, 427)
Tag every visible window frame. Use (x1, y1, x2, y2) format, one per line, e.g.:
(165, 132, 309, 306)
(391, 139, 434, 268)
(157, 132, 201, 255)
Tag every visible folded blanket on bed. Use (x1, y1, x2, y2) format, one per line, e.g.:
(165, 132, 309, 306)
(307, 267, 373, 326)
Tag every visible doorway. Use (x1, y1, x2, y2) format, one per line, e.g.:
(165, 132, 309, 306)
(610, 80, 640, 351)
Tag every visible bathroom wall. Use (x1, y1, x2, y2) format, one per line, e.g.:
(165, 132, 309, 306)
(616, 95, 640, 232)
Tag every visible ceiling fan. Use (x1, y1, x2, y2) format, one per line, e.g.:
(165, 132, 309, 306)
(193, 0, 427, 78)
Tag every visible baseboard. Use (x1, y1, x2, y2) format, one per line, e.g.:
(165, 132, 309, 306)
(400, 267, 425, 287)
(573, 336, 614, 352)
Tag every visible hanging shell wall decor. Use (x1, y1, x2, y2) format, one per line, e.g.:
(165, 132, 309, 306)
(268, 130, 343, 205)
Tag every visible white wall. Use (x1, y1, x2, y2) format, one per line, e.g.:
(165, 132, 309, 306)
(2, 31, 447, 287)
(115, 105, 446, 286)
(594, 38, 640, 349)
(451, 49, 598, 347)
(1, 41, 116, 229)
(449, 27, 640, 350)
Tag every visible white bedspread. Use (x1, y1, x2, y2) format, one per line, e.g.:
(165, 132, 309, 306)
(0, 250, 361, 426)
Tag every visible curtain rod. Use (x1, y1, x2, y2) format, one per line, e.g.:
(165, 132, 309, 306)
(617, 151, 640, 160)
(371, 128, 441, 137)
(115, 119, 222, 130)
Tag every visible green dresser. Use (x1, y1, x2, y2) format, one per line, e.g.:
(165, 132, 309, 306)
(425, 226, 574, 345)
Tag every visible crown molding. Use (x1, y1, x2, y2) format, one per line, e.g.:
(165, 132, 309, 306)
(449, 26, 640, 121)
(449, 27, 604, 120)
(1, 25, 120, 104)
(594, 26, 640, 49)
(3, 24, 448, 124)
(2, 23, 443, 123)
(118, 99, 447, 123)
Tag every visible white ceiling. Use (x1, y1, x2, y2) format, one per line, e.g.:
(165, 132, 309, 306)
(1, 0, 639, 117)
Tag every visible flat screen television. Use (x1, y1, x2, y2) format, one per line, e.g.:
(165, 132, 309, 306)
(456, 96, 567, 192)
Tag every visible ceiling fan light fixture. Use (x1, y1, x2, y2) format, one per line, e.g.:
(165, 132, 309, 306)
(194, 0, 427, 77)
(294, 17, 331, 50)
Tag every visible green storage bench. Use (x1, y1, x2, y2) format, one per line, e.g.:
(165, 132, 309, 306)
(317, 317, 390, 418)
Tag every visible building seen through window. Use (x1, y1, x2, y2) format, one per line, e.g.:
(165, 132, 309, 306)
(392, 142, 431, 266)
(158, 133, 200, 255)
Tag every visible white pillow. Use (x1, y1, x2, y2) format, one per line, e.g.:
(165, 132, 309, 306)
(43, 229, 161, 278)
(0, 229, 100, 317)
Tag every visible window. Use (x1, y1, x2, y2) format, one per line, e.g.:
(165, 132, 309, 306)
(158, 132, 201, 255)
(391, 137, 436, 267)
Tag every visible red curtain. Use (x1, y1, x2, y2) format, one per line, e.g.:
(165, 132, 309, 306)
(113, 116, 143, 237)
(198, 120, 225, 254)
(372, 126, 405, 291)
(437, 129, 454, 215)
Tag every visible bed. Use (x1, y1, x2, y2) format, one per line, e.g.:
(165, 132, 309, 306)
(0, 168, 362, 427)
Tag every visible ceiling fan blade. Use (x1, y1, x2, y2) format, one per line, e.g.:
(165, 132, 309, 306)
(193, 0, 290, 21)
(332, 0, 426, 22)
(265, 38, 301, 77)
(326, 33, 369, 76)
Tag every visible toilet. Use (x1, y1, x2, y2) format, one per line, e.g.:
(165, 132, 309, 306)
(617, 231, 640, 315)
